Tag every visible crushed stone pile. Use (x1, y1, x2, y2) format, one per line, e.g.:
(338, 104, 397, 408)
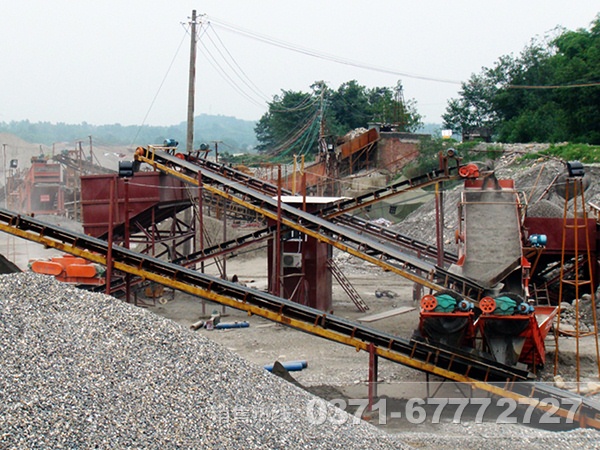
(392, 152, 600, 253)
(0, 273, 407, 449)
(1, 275, 599, 449)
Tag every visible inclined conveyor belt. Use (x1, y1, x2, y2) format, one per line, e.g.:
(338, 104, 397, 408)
(0, 207, 522, 383)
(167, 152, 459, 265)
(135, 147, 483, 299)
(0, 207, 599, 428)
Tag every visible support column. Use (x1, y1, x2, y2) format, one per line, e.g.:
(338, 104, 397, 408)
(367, 343, 378, 412)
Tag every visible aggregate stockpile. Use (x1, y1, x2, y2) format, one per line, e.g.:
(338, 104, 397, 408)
(0, 273, 405, 449)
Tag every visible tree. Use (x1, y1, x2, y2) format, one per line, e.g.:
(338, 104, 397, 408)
(255, 80, 422, 158)
(444, 15, 600, 144)
(253, 89, 321, 156)
(442, 55, 515, 137)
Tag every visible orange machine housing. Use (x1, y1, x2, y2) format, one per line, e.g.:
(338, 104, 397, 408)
(30, 255, 105, 285)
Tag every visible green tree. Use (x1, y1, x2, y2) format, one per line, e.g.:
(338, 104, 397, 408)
(442, 54, 516, 137)
(444, 15, 600, 144)
(255, 80, 422, 158)
(253, 89, 321, 156)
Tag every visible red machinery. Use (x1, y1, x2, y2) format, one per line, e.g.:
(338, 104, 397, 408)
(418, 165, 560, 370)
(476, 295, 557, 369)
(419, 293, 558, 370)
(29, 255, 105, 285)
(418, 291, 476, 349)
(17, 155, 65, 215)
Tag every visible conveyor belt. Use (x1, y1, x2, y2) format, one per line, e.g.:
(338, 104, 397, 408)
(173, 224, 277, 267)
(174, 152, 459, 219)
(52, 153, 117, 175)
(333, 214, 458, 265)
(135, 147, 484, 300)
(181, 154, 458, 265)
(0, 208, 598, 428)
(318, 165, 460, 218)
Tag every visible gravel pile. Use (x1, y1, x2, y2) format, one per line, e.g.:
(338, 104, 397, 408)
(0, 272, 408, 449)
(1, 274, 599, 449)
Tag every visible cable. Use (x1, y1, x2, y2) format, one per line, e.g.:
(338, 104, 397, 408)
(207, 15, 461, 85)
(200, 22, 322, 114)
(198, 39, 266, 109)
(129, 24, 190, 147)
(266, 108, 321, 157)
(508, 82, 600, 89)
(205, 24, 272, 103)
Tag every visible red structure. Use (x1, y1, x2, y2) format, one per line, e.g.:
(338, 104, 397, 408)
(267, 197, 334, 312)
(81, 172, 189, 237)
(476, 302, 557, 369)
(18, 156, 64, 215)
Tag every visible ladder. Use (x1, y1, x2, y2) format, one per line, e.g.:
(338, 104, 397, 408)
(553, 175, 600, 387)
(532, 283, 550, 305)
(327, 258, 369, 312)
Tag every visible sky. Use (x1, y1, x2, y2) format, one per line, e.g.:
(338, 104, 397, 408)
(0, 1, 598, 127)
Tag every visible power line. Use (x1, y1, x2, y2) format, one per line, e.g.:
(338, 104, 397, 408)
(202, 23, 321, 114)
(198, 39, 266, 109)
(205, 24, 272, 103)
(507, 81, 600, 89)
(129, 23, 190, 147)
(207, 15, 461, 85)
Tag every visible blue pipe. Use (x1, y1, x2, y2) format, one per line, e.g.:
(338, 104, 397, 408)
(264, 360, 308, 372)
(285, 360, 308, 368)
(214, 321, 250, 329)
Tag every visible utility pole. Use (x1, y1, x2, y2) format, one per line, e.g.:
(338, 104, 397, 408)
(2, 144, 6, 209)
(212, 140, 223, 163)
(186, 10, 198, 153)
(88, 135, 93, 160)
(185, 10, 200, 260)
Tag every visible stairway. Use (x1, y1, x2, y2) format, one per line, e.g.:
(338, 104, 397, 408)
(327, 258, 369, 312)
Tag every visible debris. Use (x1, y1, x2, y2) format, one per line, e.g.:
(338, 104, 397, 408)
(204, 309, 221, 330)
(370, 217, 392, 227)
(375, 289, 397, 298)
(190, 319, 205, 331)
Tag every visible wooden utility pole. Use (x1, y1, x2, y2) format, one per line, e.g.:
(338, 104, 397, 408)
(186, 10, 198, 153)
(212, 140, 223, 163)
(2, 144, 7, 209)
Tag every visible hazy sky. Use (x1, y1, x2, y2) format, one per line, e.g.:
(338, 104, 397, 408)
(1, 1, 598, 127)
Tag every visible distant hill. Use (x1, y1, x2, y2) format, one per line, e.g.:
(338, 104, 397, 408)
(0, 114, 258, 153)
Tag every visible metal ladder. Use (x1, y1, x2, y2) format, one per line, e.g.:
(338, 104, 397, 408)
(532, 283, 551, 305)
(327, 258, 369, 312)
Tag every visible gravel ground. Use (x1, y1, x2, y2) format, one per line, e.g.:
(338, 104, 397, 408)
(0, 272, 409, 449)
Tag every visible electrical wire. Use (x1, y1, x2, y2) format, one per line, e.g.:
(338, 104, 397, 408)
(266, 108, 321, 157)
(205, 24, 272, 103)
(198, 40, 266, 109)
(128, 24, 190, 147)
(508, 81, 600, 89)
(207, 15, 461, 85)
